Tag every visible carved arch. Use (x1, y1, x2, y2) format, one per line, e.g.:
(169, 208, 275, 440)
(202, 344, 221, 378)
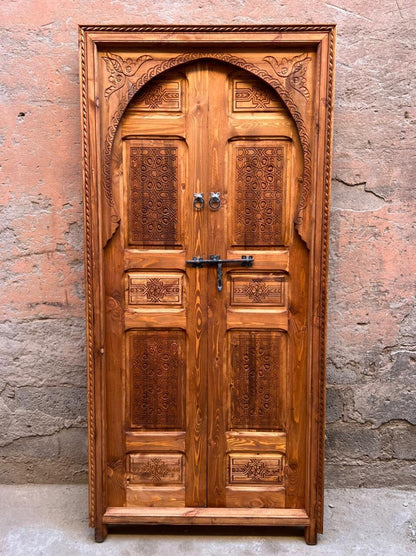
(103, 52, 312, 246)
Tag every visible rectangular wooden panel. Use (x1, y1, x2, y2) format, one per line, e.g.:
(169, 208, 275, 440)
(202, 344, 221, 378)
(230, 273, 286, 306)
(225, 486, 285, 508)
(126, 486, 185, 507)
(229, 331, 285, 430)
(125, 311, 186, 330)
(127, 139, 184, 247)
(126, 431, 186, 453)
(226, 431, 286, 452)
(128, 330, 185, 429)
(230, 140, 286, 247)
(226, 309, 288, 331)
(132, 78, 183, 112)
(228, 453, 285, 484)
(127, 272, 183, 306)
(232, 77, 285, 112)
(127, 453, 184, 484)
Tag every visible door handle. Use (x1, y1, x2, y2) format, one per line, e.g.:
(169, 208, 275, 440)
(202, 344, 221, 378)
(186, 255, 254, 292)
(209, 192, 221, 211)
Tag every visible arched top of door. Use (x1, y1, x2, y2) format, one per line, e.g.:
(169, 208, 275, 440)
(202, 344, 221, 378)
(109, 51, 310, 159)
(103, 52, 313, 247)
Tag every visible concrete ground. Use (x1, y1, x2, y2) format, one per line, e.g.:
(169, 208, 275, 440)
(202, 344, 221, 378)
(0, 486, 415, 555)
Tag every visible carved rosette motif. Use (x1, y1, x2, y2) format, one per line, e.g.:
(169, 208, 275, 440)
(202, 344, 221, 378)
(128, 274, 182, 306)
(242, 458, 273, 481)
(143, 278, 176, 303)
(127, 453, 184, 484)
(234, 146, 284, 246)
(241, 279, 273, 303)
(144, 278, 170, 303)
(128, 145, 179, 246)
(231, 275, 285, 306)
(229, 454, 284, 483)
(142, 457, 168, 482)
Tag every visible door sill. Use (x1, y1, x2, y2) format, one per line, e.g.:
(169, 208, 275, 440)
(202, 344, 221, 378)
(103, 507, 310, 526)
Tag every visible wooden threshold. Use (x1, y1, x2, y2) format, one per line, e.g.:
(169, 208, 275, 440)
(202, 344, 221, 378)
(103, 507, 310, 526)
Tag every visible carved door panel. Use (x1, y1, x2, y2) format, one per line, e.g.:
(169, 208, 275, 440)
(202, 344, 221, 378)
(80, 26, 335, 545)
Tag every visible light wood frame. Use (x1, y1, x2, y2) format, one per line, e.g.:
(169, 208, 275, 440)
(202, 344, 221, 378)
(79, 24, 336, 544)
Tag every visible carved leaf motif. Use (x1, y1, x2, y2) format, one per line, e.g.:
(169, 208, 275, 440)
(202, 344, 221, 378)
(264, 53, 311, 99)
(103, 52, 152, 99)
(106, 291, 123, 320)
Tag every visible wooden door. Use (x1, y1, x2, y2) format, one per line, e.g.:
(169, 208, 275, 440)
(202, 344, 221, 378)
(104, 61, 307, 512)
(80, 25, 335, 545)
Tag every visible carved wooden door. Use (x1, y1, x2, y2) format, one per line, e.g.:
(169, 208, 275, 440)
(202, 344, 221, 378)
(80, 26, 335, 545)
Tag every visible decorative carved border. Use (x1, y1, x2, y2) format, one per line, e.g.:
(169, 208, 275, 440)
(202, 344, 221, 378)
(316, 26, 336, 534)
(79, 27, 96, 527)
(80, 24, 335, 32)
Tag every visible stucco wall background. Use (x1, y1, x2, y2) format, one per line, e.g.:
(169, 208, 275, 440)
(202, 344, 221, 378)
(0, 1, 415, 487)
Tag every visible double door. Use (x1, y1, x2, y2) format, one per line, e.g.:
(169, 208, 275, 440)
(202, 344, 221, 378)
(104, 61, 308, 512)
(80, 25, 335, 545)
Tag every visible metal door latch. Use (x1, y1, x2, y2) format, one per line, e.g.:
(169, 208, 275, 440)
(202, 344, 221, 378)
(186, 255, 254, 292)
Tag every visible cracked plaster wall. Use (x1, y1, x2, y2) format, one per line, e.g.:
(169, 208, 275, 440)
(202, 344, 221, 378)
(0, 1, 415, 487)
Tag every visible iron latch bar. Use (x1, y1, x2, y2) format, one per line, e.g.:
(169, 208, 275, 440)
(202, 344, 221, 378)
(185, 255, 254, 292)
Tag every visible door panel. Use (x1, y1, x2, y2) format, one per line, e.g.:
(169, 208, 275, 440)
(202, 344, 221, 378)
(126, 139, 185, 248)
(106, 61, 307, 511)
(229, 139, 287, 248)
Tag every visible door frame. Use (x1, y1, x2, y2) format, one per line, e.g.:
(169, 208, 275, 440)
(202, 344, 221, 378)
(79, 24, 335, 541)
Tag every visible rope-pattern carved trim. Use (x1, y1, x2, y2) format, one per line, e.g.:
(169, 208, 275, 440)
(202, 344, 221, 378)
(80, 24, 335, 33)
(102, 51, 312, 238)
(79, 27, 96, 528)
(316, 27, 336, 533)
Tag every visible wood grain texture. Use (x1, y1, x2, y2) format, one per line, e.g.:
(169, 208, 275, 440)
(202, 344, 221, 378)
(103, 506, 310, 526)
(128, 330, 185, 429)
(127, 453, 184, 484)
(80, 25, 335, 542)
(127, 273, 183, 306)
